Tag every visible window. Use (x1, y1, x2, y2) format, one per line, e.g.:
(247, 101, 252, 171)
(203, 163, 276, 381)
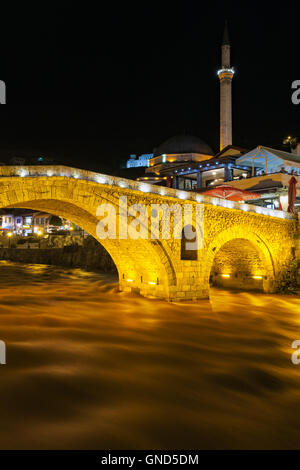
(181, 225, 197, 261)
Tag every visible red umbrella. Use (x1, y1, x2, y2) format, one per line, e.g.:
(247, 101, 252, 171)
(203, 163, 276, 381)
(287, 176, 297, 213)
(201, 185, 260, 202)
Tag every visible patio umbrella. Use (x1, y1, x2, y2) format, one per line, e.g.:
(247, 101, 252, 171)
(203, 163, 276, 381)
(201, 185, 260, 202)
(287, 176, 297, 214)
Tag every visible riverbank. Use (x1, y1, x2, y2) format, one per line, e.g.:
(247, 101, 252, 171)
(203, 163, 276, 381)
(0, 237, 117, 273)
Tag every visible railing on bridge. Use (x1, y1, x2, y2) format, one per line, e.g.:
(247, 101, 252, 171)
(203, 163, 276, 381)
(0, 165, 296, 220)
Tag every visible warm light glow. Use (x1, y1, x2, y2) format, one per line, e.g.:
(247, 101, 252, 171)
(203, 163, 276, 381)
(252, 275, 263, 280)
(127, 279, 133, 282)
(148, 281, 156, 285)
(221, 274, 230, 278)
(37, 230, 43, 236)
(7, 232, 12, 238)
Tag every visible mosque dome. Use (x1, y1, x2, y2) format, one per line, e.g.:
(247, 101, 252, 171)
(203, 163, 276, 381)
(153, 134, 214, 157)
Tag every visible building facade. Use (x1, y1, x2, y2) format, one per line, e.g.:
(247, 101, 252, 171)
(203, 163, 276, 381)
(0, 211, 81, 235)
(126, 153, 153, 168)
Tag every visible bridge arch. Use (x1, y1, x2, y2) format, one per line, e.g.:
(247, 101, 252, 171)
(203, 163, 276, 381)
(1, 177, 177, 300)
(204, 227, 276, 293)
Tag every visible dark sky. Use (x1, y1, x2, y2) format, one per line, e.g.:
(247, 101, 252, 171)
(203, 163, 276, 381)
(0, 1, 299, 172)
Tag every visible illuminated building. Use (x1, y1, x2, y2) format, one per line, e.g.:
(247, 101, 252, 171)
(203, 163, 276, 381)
(126, 153, 153, 168)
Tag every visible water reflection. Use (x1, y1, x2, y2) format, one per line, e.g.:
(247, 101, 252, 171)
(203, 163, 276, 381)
(0, 260, 300, 449)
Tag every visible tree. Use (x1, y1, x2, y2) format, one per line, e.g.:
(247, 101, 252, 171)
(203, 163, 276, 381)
(283, 136, 298, 151)
(49, 215, 63, 227)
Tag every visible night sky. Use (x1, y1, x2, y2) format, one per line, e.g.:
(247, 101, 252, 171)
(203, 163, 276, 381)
(0, 2, 299, 173)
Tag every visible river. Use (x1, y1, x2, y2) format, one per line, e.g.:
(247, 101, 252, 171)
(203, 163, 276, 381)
(0, 260, 300, 449)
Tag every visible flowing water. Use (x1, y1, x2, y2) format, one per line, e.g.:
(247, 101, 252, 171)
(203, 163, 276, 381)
(0, 260, 300, 449)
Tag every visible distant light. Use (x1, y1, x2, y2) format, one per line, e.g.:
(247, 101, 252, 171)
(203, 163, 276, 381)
(148, 281, 156, 285)
(73, 173, 79, 179)
(196, 195, 203, 203)
(252, 275, 263, 280)
(221, 274, 230, 278)
(118, 181, 127, 188)
(19, 169, 27, 177)
(212, 171, 216, 175)
(127, 279, 133, 282)
(139, 183, 151, 193)
(47, 170, 54, 177)
(97, 176, 106, 184)
(178, 192, 187, 200)
(7, 232, 12, 238)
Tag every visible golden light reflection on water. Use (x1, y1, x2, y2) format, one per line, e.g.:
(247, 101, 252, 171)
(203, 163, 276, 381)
(1, 260, 300, 449)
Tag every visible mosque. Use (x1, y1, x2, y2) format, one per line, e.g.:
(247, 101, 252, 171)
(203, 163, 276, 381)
(135, 23, 300, 212)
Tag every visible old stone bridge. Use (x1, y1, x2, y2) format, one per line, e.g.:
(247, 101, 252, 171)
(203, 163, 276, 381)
(0, 165, 298, 301)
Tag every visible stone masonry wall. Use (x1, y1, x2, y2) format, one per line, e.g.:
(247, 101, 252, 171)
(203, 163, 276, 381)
(0, 237, 117, 273)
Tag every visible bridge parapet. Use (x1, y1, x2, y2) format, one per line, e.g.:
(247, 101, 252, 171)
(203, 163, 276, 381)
(0, 165, 295, 221)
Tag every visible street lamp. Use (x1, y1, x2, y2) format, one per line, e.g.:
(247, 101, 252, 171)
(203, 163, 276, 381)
(7, 232, 12, 248)
(37, 230, 43, 249)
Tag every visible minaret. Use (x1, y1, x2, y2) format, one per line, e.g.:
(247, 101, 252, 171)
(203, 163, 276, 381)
(218, 21, 234, 151)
